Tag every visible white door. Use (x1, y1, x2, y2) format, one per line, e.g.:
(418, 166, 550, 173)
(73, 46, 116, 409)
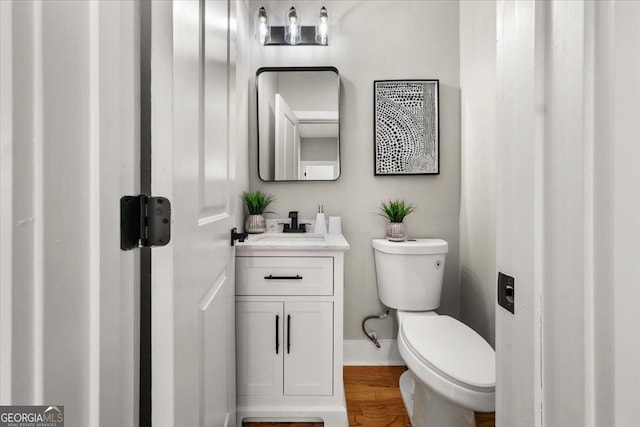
(284, 301, 333, 396)
(496, 2, 640, 425)
(150, 1, 239, 426)
(274, 94, 300, 180)
(302, 164, 337, 181)
(236, 301, 284, 396)
(0, 1, 138, 426)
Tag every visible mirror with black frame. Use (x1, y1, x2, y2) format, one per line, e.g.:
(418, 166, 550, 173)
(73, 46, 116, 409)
(257, 67, 340, 181)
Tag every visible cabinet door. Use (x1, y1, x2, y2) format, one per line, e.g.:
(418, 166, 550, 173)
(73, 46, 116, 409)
(284, 302, 334, 396)
(236, 301, 284, 395)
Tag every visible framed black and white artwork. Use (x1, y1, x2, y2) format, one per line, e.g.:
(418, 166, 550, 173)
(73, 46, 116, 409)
(373, 80, 439, 175)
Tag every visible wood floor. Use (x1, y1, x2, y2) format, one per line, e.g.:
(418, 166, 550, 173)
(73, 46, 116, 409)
(243, 366, 495, 427)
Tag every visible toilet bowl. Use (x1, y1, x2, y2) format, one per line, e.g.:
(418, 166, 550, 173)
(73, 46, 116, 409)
(398, 312, 495, 426)
(372, 239, 495, 427)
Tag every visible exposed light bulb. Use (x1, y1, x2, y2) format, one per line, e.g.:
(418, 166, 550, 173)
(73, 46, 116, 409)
(284, 7, 301, 45)
(315, 6, 329, 45)
(255, 6, 271, 45)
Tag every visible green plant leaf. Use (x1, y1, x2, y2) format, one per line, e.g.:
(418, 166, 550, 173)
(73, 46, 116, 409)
(241, 191, 275, 215)
(379, 199, 415, 223)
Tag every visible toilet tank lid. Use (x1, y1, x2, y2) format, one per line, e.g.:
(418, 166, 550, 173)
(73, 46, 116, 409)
(372, 238, 448, 255)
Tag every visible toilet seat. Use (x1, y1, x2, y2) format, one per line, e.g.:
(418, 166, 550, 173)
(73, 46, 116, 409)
(401, 315, 495, 391)
(397, 313, 496, 412)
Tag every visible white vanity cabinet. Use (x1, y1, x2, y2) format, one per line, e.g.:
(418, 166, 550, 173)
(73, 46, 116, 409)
(235, 234, 349, 426)
(236, 300, 333, 396)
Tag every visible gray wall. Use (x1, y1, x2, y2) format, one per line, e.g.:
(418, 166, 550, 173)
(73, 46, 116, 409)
(248, 0, 461, 340)
(300, 137, 338, 162)
(459, 1, 496, 347)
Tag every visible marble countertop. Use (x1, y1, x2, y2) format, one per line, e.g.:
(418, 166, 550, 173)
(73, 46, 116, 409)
(235, 232, 350, 253)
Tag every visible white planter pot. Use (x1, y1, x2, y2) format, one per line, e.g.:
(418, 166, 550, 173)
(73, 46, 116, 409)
(245, 214, 266, 234)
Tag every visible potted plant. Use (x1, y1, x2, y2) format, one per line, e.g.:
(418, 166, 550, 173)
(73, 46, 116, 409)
(379, 199, 415, 241)
(241, 190, 275, 234)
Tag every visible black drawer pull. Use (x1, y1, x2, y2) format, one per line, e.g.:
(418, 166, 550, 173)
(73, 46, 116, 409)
(264, 274, 303, 280)
(287, 314, 291, 354)
(275, 315, 280, 354)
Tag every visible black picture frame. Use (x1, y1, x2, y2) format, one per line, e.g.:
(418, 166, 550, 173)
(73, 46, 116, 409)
(373, 80, 440, 176)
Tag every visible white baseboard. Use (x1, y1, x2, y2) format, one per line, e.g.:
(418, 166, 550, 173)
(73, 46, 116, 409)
(343, 339, 405, 366)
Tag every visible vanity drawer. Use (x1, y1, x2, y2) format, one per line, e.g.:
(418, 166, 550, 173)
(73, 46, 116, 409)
(236, 257, 333, 296)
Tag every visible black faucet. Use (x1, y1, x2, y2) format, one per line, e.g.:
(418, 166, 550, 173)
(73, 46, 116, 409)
(290, 211, 298, 229)
(282, 211, 306, 233)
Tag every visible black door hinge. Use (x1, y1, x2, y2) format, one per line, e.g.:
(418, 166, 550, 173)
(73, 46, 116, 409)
(121, 195, 172, 250)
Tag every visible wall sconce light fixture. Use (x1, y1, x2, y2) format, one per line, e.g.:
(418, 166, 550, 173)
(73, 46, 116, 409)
(256, 6, 330, 46)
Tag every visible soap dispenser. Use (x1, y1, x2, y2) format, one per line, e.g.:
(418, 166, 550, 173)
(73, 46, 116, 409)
(314, 205, 327, 234)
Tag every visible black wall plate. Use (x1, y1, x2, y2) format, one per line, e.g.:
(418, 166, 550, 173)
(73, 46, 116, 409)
(498, 272, 515, 314)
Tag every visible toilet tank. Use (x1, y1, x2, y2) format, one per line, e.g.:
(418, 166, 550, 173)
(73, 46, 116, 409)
(372, 239, 448, 311)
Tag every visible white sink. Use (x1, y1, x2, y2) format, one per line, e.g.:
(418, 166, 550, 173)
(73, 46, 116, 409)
(248, 233, 326, 243)
(236, 232, 349, 252)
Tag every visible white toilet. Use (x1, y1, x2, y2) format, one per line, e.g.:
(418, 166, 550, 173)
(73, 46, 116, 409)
(372, 238, 495, 427)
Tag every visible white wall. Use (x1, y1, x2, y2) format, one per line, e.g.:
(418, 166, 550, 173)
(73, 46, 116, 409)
(248, 0, 461, 341)
(601, 2, 640, 424)
(592, 3, 615, 423)
(459, 0, 497, 347)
